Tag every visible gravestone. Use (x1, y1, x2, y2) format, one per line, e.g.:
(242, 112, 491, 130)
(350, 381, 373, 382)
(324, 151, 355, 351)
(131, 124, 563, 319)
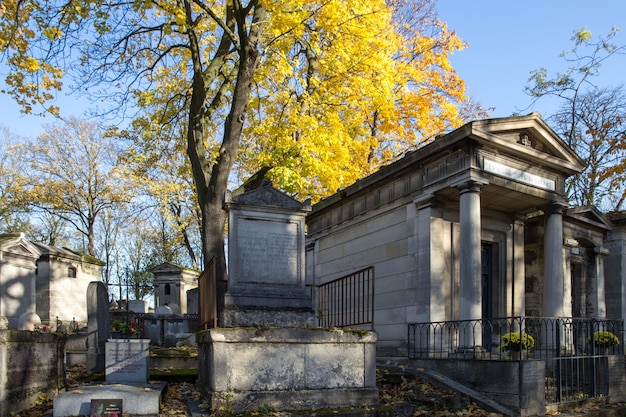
(128, 299, 147, 313)
(87, 281, 110, 373)
(105, 339, 149, 383)
(222, 180, 314, 327)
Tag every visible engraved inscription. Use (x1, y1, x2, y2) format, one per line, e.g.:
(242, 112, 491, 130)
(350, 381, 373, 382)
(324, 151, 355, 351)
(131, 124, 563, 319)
(236, 218, 299, 286)
(105, 341, 148, 383)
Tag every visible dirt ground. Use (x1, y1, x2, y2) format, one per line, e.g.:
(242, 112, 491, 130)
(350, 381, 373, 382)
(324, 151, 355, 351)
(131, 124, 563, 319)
(10, 365, 506, 417)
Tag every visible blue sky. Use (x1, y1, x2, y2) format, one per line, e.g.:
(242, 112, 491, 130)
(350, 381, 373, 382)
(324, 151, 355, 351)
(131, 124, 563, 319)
(1, 1, 625, 138)
(436, 1, 626, 118)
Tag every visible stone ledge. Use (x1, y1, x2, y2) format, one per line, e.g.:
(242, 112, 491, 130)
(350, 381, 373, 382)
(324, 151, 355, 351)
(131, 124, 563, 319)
(207, 387, 380, 414)
(198, 327, 377, 344)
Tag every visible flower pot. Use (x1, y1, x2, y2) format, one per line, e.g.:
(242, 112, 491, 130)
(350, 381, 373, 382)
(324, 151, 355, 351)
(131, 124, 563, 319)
(595, 346, 609, 355)
(511, 351, 522, 360)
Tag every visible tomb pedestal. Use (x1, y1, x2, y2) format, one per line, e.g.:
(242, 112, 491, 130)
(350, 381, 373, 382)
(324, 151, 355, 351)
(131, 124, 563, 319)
(198, 328, 378, 413)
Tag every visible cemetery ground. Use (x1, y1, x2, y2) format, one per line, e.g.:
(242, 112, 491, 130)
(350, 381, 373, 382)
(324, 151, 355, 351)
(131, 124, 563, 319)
(13, 358, 626, 417)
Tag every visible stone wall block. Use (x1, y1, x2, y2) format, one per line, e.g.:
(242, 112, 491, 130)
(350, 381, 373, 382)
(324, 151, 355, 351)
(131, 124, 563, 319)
(305, 343, 363, 389)
(0, 330, 65, 417)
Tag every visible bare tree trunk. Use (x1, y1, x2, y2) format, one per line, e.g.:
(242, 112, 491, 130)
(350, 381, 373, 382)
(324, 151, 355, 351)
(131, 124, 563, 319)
(186, 1, 265, 323)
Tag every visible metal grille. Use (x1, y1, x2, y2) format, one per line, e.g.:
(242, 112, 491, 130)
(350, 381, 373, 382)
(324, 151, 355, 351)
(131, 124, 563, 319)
(407, 316, 623, 404)
(316, 266, 374, 330)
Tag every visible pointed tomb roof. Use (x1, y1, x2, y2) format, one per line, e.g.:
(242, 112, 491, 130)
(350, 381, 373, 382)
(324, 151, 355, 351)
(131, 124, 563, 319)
(0, 233, 42, 261)
(225, 179, 311, 213)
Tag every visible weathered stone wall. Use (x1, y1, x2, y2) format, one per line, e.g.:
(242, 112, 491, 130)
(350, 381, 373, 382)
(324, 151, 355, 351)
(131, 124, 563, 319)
(608, 355, 626, 402)
(198, 328, 378, 413)
(0, 330, 65, 417)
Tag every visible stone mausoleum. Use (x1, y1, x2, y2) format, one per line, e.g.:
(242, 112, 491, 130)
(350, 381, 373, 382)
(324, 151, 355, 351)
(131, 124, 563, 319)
(305, 113, 626, 415)
(152, 262, 200, 314)
(0, 233, 104, 329)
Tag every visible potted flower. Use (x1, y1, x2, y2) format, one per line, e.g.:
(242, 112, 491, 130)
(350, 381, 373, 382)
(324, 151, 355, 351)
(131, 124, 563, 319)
(129, 320, 142, 338)
(588, 331, 619, 354)
(501, 332, 535, 359)
(111, 320, 129, 338)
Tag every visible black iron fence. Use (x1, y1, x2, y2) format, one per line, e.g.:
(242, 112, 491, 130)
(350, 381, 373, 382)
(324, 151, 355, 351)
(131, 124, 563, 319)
(408, 317, 623, 360)
(316, 266, 375, 330)
(408, 317, 624, 403)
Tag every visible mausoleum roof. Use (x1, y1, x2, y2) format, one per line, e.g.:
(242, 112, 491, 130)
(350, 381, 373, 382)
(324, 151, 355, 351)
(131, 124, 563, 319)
(226, 179, 311, 213)
(33, 241, 106, 265)
(0, 233, 41, 259)
(310, 113, 586, 226)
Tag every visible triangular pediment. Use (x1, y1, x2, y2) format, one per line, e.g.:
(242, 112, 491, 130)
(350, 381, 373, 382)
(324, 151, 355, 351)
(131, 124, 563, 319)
(468, 112, 584, 176)
(226, 180, 311, 212)
(0, 233, 41, 259)
(151, 262, 184, 274)
(565, 206, 613, 231)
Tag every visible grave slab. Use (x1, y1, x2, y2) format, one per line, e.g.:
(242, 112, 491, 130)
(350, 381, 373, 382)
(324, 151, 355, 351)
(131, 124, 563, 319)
(52, 381, 166, 417)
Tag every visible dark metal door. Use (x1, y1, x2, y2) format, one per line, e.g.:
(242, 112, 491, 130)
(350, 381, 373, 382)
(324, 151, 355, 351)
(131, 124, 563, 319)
(481, 243, 493, 349)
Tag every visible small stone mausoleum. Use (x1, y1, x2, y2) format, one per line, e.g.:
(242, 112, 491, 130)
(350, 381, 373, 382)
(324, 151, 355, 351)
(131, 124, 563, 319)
(152, 262, 199, 314)
(0, 233, 104, 329)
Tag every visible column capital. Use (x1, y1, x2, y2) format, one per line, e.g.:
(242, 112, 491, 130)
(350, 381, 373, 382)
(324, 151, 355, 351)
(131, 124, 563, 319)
(513, 214, 527, 225)
(457, 180, 483, 195)
(542, 201, 568, 216)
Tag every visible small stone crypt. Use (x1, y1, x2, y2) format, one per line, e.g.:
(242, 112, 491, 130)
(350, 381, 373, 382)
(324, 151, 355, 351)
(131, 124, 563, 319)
(197, 181, 378, 414)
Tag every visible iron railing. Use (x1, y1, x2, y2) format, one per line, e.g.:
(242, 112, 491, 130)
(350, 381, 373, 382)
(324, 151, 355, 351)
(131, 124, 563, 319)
(408, 317, 624, 403)
(316, 266, 375, 330)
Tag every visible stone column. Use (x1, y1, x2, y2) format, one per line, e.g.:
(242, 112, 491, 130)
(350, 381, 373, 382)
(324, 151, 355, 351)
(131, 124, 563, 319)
(542, 203, 567, 356)
(510, 216, 526, 318)
(543, 203, 565, 318)
(459, 182, 482, 350)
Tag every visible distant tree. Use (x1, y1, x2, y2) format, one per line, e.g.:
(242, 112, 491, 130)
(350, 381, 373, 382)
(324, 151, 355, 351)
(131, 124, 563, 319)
(0, 126, 46, 236)
(118, 125, 202, 270)
(119, 211, 194, 300)
(8, 117, 131, 256)
(550, 87, 626, 210)
(525, 27, 626, 210)
(28, 211, 71, 247)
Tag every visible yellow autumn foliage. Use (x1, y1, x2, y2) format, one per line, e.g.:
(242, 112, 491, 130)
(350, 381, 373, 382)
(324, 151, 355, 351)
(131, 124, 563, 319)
(1, 0, 482, 205)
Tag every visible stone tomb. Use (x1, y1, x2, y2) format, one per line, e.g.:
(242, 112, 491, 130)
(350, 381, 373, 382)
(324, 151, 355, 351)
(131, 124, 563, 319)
(53, 382, 166, 417)
(54, 339, 162, 417)
(198, 182, 378, 413)
(221, 181, 315, 327)
(199, 328, 378, 412)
